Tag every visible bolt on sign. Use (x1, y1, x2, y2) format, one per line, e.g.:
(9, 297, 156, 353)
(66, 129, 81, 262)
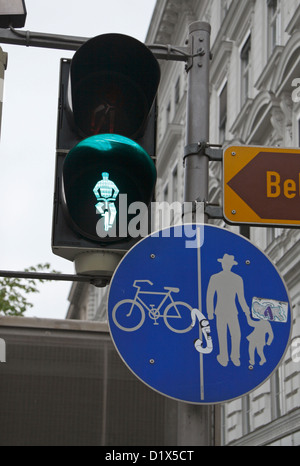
(223, 146, 300, 226)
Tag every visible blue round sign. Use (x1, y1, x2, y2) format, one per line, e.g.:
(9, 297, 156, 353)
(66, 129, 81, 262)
(108, 224, 292, 404)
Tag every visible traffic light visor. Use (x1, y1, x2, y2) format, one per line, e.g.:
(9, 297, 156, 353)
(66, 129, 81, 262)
(70, 33, 161, 139)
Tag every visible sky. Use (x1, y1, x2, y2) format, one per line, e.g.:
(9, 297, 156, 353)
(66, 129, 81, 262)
(0, 0, 157, 319)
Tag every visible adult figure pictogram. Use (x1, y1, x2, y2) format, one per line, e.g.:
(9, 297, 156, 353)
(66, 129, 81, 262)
(206, 254, 251, 367)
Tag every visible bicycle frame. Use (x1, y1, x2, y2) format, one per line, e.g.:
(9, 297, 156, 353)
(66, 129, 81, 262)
(128, 281, 180, 320)
(95, 197, 117, 232)
(112, 280, 193, 334)
(96, 197, 116, 210)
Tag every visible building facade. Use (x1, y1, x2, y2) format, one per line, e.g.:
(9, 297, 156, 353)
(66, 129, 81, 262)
(67, 0, 300, 445)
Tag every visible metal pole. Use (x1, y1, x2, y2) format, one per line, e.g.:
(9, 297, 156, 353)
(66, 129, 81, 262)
(184, 21, 210, 223)
(0, 46, 7, 136)
(179, 21, 214, 447)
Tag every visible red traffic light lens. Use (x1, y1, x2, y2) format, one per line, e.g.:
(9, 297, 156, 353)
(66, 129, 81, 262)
(70, 33, 160, 139)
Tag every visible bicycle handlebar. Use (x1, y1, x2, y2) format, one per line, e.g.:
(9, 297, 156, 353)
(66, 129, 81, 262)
(96, 197, 117, 203)
(133, 280, 153, 288)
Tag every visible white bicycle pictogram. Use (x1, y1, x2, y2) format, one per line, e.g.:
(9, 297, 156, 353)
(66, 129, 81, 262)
(112, 280, 193, 333)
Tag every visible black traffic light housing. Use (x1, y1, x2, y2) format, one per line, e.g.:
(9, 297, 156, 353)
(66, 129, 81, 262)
(52, 34, 160, 277)
(70, 34, 159, 140)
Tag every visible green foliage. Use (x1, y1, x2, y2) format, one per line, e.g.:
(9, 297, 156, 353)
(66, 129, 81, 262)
(0, 263, 59, 317)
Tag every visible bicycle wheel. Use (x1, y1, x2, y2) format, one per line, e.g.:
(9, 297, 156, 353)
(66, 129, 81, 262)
(163, 301, 193, 333)
(112, 299, 145, 332)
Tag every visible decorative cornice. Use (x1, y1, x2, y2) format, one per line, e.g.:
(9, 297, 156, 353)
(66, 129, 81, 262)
(271, 31, 300, 96)
(254, 46, 284, 91)
(148, 0, 197, 45)
(285, 3, 300, 35)
(222, 0, 255, 43)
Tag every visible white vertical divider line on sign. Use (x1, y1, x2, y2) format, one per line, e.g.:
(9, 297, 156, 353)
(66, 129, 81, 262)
(197, 225, 205, 400)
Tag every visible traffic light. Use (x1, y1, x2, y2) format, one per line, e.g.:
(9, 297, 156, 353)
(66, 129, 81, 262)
(52, 34, 160, 277)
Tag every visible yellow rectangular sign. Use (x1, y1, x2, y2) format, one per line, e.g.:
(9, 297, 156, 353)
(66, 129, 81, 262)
(223, 145, 300, 226)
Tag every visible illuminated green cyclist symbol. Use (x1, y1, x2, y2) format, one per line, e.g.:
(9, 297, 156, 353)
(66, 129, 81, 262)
(93, 172, 119, 231)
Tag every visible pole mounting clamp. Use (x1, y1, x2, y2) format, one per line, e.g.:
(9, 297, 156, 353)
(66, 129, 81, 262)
(183, 142, 223, 165)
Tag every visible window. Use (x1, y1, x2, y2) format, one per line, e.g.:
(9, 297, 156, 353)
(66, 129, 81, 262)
(172, 165, 178, 202)
(241, 36, 251, 106)
(171, 166, 178, 225)
(175, 77, 180, 105)
(164, 184, 169, 203)
(268, 0, 281, 56)
(166, 101, 171, 123)
(219, 83, 227, 144)
(162, 184, 169, 228)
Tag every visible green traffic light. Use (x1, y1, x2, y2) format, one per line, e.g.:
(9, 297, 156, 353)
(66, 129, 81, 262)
(63, 133, 156, 242)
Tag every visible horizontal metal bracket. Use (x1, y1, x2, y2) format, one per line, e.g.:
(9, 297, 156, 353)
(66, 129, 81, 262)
(0, 27, 192, 62)
(0, 270, 109, 287)
(204, 204, 224, 220)
(204, 146, 223, 161)
(183, 142, 223, 164)
(182, 199, 224, 221)
(147, 44, 190, 62)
